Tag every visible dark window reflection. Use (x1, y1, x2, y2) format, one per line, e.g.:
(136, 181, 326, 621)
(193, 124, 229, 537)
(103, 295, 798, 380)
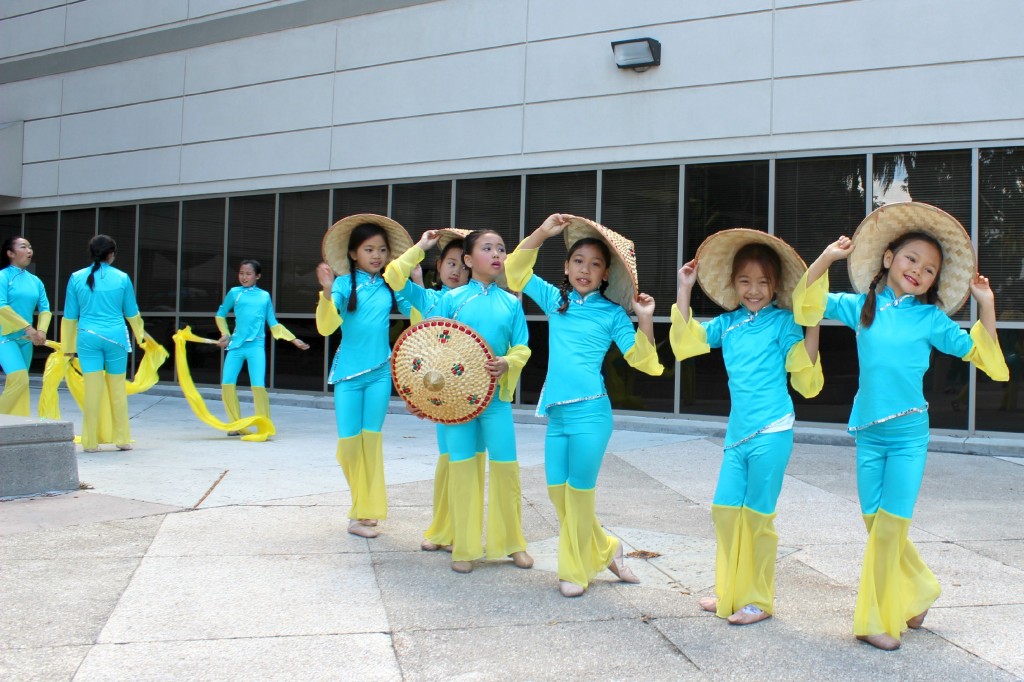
(392, 180, 451, 235)
(979, 148, 1024, 319)
(99, 206, 137, 282)
(277, 190, 328, 314)
(24, 212, 58, 304)
(333, 186, 388, 222)
(977, 325, 1023, 432)
(228, 195, 275, 297)
(141, 315, 177, 382)
(58, 208, 96, 310)
(178, 315, 225, 386)
(138, 203, 179, 312)
(181, 199, 225, 313)
(274, 318, 325, 391)
(0, 213, 21, 233)
(684, 161, 769, 317)
(451, 176, 521, 288)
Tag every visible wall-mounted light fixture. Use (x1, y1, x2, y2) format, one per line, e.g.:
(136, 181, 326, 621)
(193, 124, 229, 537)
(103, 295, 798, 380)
(610, 38, 661, 72)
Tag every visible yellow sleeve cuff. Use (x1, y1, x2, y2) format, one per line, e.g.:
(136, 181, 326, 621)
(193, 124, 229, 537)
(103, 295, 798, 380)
(270, 323, 296, 342)
(624, 329, 664, 376)
(409, 308, 423, 326)
(786, 339, 824, 398)
(215, 316, 230, 337)
(36, 310, 52, 334)
(61, 317, 78, 353)
(127, 314, 145, 344)
(669, 304, 710, 361)
(792, 271, 828, 327)
(963, 322, 1010, 381)
(504, 248, 538, 292)
(497, 343, 532, 402)
(0, 305, 31, 335)
(316, 291, 342, 336)
(383, 245, 425, 291)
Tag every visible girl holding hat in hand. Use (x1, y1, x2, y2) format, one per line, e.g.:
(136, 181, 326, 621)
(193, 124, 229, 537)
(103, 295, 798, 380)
(385, 228, 532, 574)
(317, 215, 413, 539)
(504, 213, 663, 597)
(215, 259, 309, 437)
(672, 229, 823, 625)
(795, 202, 1008, 651)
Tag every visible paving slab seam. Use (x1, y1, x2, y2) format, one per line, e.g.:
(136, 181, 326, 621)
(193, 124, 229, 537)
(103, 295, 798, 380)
(927, 628, 1021, 680)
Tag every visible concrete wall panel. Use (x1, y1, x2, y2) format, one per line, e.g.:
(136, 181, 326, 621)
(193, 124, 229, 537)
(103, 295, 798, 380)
(59, 148, 181, 195)
(23, 118, 60, 163)
(0, 1, 65, 21)
(182, 75, 332, 143)
(65, 0, 189, 45)
(187, 0, 274, 19)
(21, 161, 58, 198)
(0, 77, 63, 122)
(180, 128, 332, 183)
(62, 55, 187, 114)
(0, 6, 65, 59)
(60, 100, 183, 158)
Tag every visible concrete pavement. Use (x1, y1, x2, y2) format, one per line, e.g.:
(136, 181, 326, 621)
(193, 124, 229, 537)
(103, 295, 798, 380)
(1, 390, 1023, 680)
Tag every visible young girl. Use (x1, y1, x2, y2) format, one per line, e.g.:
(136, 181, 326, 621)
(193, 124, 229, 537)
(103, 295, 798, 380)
(316, 215, 413, 539)
(385, 229, 531, 574)
(671, 229, 823, 625)
(505, 213, 664, 597)
(215, 259, 309, 435)
(0, 236, 51, 416)
(61, 235, 146, 452)
(387, 229, 483, 552)
(796, 202, 1008, 651)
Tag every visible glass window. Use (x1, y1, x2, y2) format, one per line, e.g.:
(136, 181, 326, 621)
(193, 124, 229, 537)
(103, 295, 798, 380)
(979, 148, 1024, 319)
(451, 176, 521, 287)
(333, 186, 388, 222)
(523, 171, 597, 316)
(99, 206, 137, 282)
(178, 314, 225, 386)
(684, 161, 769, 317)
(518, 319, 548, 405)
(602, 166, 679, 317)
(24, 212, 57, 300)
(273, 318, 325, 391)
(0, 213, 21, 233)
(392, 180, 452, 238)
(277, 190, 329, 314)
(976, 329, 1022, 433)
(609, 321, 674, 413)
(181, 199, 225, 313)
(57, 208, 96, 310)
(138, 202, 179, 313)
(775, 155, 866, 296)
(228, 194, 275, 297)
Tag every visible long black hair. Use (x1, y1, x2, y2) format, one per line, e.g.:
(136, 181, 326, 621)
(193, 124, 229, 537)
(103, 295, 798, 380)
(859, 231, 943, 329)
(558, 238, 611, 313)
(346, 223, 391, 312)
(3, 235, 24, 265)
(86, 235, 117, 290)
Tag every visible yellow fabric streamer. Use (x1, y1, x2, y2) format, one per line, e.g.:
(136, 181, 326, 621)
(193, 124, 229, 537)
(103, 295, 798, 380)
(38, 335, 169, 443)
(172, 327, 275, 442)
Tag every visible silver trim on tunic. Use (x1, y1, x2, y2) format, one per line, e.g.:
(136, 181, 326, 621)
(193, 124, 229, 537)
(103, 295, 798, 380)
(849, 404, 929, 431)
(725, 412, 795, 449)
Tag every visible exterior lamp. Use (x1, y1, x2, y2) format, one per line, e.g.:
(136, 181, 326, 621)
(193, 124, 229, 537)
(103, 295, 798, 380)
(610, 38, 661, 72)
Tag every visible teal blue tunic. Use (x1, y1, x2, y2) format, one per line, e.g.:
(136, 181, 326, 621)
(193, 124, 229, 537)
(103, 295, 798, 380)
(216, 286, 281, 351)
(64, 263, 139, 351)
(0, 265, 49, 344)
(328, 270, 393, 384)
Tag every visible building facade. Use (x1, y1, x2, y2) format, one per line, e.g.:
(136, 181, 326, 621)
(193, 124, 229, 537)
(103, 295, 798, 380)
(1, 0, 1022, 435)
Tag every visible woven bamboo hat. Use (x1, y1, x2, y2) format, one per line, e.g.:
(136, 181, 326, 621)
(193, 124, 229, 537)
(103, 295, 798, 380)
(561, 215, 638, 312)
(391, 318, 497, 424)
(436, 228, 471, 254)
(848, 202, 975, 315)
(322, 214, 414, 276)
(694, 229, 806, 311)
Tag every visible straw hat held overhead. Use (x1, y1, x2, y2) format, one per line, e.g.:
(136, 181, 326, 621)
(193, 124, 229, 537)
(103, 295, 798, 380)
(694, 228, 807, 311)
(560, 215, 640, 312)
(847, 201, 976, 315)
(322, 214, 415, 276)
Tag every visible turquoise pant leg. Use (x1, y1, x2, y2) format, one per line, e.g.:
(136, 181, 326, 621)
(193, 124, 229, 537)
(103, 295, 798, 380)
(222, 340, 266, 387)
(854, 411, 930, 518)
(712, 429, 793, 515)
(332, 364, 391, 438)
(77, 333, 128, 374)
(0, 339, 31, 373)
(446, 398, 516, 463)
(435, 423, 484, 456)
(544, 397, 613, 490)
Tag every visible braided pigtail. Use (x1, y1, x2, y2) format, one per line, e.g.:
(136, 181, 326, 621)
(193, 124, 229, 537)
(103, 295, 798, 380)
(347, 258, 359, 312)
(556, 275, 572, 314)
(86, 235, 116, 290)
(859, 268, 887, 329)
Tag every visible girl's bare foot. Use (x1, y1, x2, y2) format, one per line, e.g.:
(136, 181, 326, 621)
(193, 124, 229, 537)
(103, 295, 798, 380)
(359, 519, 378, 527)
(559, 580, 585, 598)
(347, 520, 379, 538)
(698, 596, 718, 613)
(509, 551, 534, 568)
(607, 542, 640, 583)
(116, 443, 133, 451)
(451, 560, 473, 574)
(907, 609, 928, 629)
(856, 633, 901, 651)
(728, 604, 771, 625)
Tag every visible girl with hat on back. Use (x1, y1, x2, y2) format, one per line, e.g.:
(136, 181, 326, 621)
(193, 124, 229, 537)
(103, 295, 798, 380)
(795, 202, 1008, 651)
(0, 236, 51, 416)
(316, 215, 413, 539)
(386, 228, 532, 574)
(672, 229, 824, 625)
(504, 213, 664, 597)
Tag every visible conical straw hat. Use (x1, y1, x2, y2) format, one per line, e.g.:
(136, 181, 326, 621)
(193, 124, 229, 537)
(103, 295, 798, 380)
(848, 202, 975, 315)
(436, 228, 471, 254)
(391, 319, 497, 424)
(561, 215, 638, 312)
(694, 229, 806, 311)
(322, 214, 414, 276)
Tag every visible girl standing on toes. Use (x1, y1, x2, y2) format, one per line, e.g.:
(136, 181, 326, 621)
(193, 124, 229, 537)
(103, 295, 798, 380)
(62, 235, 147, 452)
(671, 229, 823, 625)
(317, 215, 413, 539)
(386, 229, 531, 574)
(795, 202, 1008, 651)
(0, 236, 51, 416)
(505, 214, 664, 598)
(384, 229, 483, 552)
(215, 259, 309, 437)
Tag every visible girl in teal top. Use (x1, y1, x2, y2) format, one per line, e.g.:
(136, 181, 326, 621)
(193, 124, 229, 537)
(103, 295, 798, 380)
(61, 235, 146, 452)
(505, 213, 664, 598)
(0, 236, 51, 416)
(215, 259, 308, 436)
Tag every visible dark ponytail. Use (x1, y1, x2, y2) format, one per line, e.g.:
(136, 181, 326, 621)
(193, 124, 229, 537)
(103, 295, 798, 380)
(86, 234, 117, 290)
(3, 235, 23, 264)
(558, 238, 611, 313)
(345, 223, 390, 312)
(859, 231, 944, 329)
